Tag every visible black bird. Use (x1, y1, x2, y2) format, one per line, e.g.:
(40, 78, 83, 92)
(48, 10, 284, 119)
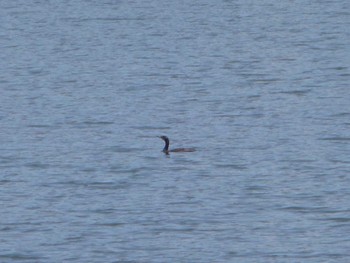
(159, 136, 195, 154)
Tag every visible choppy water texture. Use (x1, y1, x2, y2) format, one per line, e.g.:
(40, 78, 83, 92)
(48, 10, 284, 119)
(1, 0, 350, 262)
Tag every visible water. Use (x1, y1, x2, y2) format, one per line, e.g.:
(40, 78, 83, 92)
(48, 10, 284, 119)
(1, 0, 350, 262)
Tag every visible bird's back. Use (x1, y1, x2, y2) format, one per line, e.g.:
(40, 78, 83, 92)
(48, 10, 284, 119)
(169, 148, 196, 153)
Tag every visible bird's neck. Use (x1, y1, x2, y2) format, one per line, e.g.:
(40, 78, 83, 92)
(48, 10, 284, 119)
(163, 139, 169, 152)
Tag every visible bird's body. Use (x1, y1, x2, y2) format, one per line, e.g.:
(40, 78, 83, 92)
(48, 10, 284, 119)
(159, 136, 195, 154)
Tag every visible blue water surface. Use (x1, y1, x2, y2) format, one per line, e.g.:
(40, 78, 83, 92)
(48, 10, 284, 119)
(1, 0, 350, 262)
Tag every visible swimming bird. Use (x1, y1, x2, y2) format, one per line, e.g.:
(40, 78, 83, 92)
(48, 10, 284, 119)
(159, 136, 195, 154)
